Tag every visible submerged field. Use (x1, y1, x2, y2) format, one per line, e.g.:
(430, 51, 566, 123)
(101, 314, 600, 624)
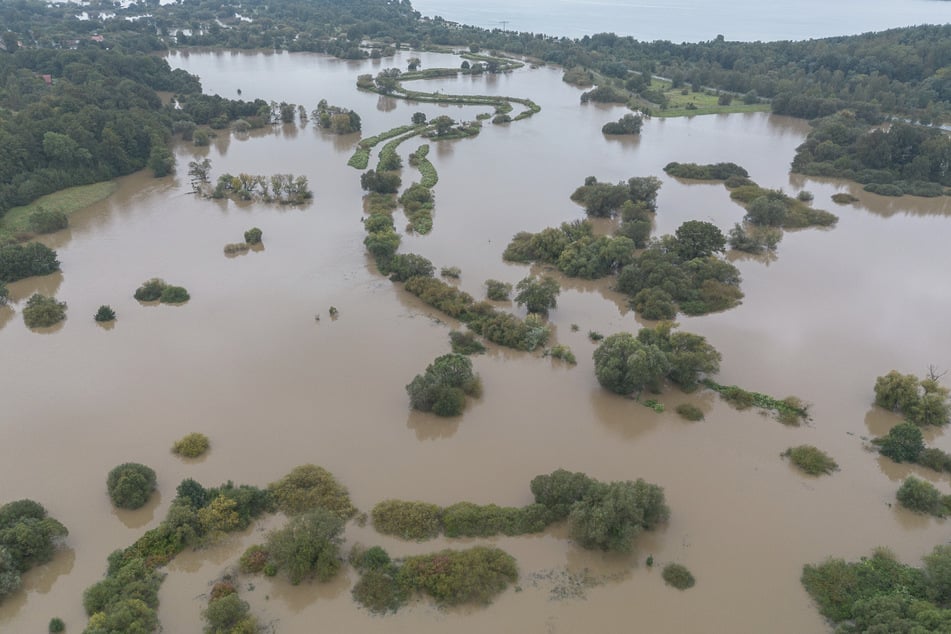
(2, 49, 951, 633)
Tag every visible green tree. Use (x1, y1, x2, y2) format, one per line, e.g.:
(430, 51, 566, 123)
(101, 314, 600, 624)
(0, 243, 60, 282)
(406, 353, 481, 416)
(203, 593, 255, 633)
(875, 371, 923, 412)
(106, 463, 157, 510)
(514, 276, 560, 314)
(674, 220, 726, 260)
(266, 509, 344, 584)
(243, 227, 263, 245)
(924, 545, 951, 606)
(593, 333, 671, 396)
(411, 112, 427, 124)
(568, 480, 669, 552)
(896, 477, 948, 516)
(530, 470, 597, 520)
(877, 423, 925, 463)
(22, 294, 67, 328)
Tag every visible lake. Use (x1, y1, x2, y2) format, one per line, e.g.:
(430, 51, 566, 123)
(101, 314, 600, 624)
(411, 0, 951, 42)
(1, 47, 950, 633)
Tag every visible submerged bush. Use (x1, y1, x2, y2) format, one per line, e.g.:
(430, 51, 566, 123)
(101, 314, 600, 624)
(134, 278, 167, 302)
(48, 617, 65, 632)
(449, 331, 486, 355)
(485, 279, 512, 301)
(28, 210, 68, 234)
(159, 285, 189, 304)
(22, 294, 67, 328)
(268, 464, 356, 519)
(223, 242, 250, 255)
(896, 477, 951, 517)
(172, 433, 210, 458)
(107, 463, 157, 510)
(94, 305, 116, 322)
(398, 546, 518, 606)
(662, 563, 696, 589)
(239, 545, 269, 574)
(875, 422, 925, 463)
(266, 509, 345, 584)
(783, 445, 838, 475)
(244, 227, 263, 244)
(675, 403, 704, 421)
(371, 500, 443, 540)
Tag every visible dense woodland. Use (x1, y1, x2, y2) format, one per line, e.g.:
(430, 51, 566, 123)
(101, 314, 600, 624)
(1, 0, 949, 221)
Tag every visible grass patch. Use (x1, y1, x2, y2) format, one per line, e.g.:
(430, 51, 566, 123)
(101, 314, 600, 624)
(409, 144, 438, 188)
(704, 380, 809, 424)
(1, 181, 117, 240)
(783, 445, 837, 475)
(645, 80, 769, 118)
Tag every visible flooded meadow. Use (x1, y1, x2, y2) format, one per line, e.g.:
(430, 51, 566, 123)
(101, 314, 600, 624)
(2, 49, 950, 633)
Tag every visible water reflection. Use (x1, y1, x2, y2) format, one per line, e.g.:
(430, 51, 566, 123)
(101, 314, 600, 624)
(21, 547, 76, 595)
(265, 564, 350, 612)
(376, 95, 397, 112)
(406, 409, 461, 440)
(589, 388, 662, 440)
(8, 270, 64, 301)
(112, 490, 162, 529)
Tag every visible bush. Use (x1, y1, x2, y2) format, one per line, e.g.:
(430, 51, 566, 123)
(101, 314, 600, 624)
(22, 294, 67, 328)
(675, 403, 704, 421)
(223, 242, 249, 255)
(266, 509, 345, 584)
(134, 278, 167, 301)
(239, 545, 269, 574)
(406, 353, 482, 417)
(28, 209, 68, 234)
(662, 563, 696, 589)
(896, 477, 950, 517)
(371, 500, 442, 540)
(172, 433, 210, 458)
(547, 345, 577, 365)
(268, 464, 356, 519)
(352, 566, 409, 614)
(917, 448, 951, 473)
(203, 593, 256, 633)
(107, 463, 157, 510)
(783, 445, 838, 475)
(398, 546, 518, 606)
(94, 305, 116, 322)
(48, 617, 65, 632)
(449, 331, 486, 355)
(485, 279, 512, 301)
(243, 227, 263, 244)
(159, 285, 190, 304)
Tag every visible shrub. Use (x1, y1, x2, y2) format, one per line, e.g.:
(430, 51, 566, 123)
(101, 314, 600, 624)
(94, 305, 116, 322)
(134, 278, 167, 302)
(106, 463, 157, 510)
(159, 285, 189, 304)
(783, 445, 838, 475)
(268, 464, 356, 519)
(28, 210, 68, 234)
(485, 279, 512, 301)
(209, 580, 237, 601)
(266, 509, 345, 584)
(243, 227, 263, 244)
(238, 545, 269, 574)
(398, 547, 518, 606)
(352, 566, 409, 614)
(675, 403, 704, 421)
(22, 294, 67, 328)
(896, 477, 950, 517)
(449, 331, 486, 355)
(371, 500, 443, 540)
(917, 448, 951, 473)
(172, 433, 210, 458)
(876, 422, 925, 463)
(547, 345, 577, 365)
(831, 193, 859, 203)
(48, 617, 65, 632)
(662, 563, 696, 589)
(224, 242, 249, 255)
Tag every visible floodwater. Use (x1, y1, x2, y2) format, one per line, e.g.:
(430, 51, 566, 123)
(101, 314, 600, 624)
(2, 49, 951, 633)
(411, 0, 951, 42)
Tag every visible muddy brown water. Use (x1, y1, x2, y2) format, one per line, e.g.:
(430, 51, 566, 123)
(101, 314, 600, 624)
(2, 49, 951, 633)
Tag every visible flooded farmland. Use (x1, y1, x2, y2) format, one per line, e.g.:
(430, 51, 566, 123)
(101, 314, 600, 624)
(2, 48, 950, 633)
